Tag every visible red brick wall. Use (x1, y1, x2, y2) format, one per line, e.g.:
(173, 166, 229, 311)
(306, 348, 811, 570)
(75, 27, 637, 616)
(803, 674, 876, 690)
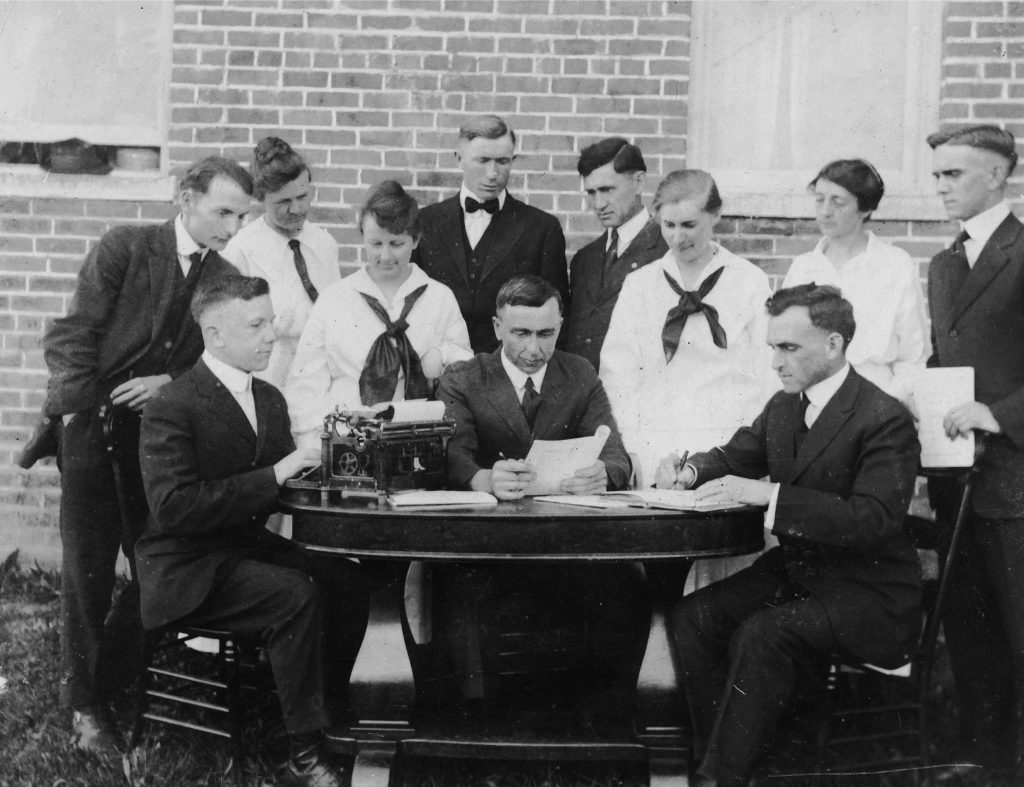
(3, 0, 1023, 565)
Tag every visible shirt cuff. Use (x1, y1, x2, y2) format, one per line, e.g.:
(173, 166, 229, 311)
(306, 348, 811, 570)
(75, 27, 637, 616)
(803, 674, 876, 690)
(764, 482, 781, 531)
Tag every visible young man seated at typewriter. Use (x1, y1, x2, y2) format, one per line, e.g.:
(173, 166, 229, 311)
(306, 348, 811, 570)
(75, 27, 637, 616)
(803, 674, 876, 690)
(433, 274, 649, 731)
(135, 275, 369, 787)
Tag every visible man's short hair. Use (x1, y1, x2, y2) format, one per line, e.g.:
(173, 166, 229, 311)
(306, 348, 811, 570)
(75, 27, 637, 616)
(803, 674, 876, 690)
(179, 156, 254, 198)
(766, 283, 856, 348)
(577, 137, 647, 178)
(191, 275, 269, 323)
(926, 124, 1018, 174)
(251, 136, 310, 201)
(495, 274, 563, 315)
(459, 114, 517, 147)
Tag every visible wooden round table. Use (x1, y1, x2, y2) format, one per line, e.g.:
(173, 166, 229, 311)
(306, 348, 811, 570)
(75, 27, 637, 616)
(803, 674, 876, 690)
(284, 493, 765, 786)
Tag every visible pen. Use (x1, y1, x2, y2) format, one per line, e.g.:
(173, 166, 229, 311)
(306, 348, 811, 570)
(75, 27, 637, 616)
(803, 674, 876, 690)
(676, 450, 689, 472)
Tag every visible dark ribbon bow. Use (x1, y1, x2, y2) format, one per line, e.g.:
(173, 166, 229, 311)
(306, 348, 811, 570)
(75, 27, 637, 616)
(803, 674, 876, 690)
(358, 284, 431, 404)
(661, 267, 728, 362)
(465, 196, 499, 214)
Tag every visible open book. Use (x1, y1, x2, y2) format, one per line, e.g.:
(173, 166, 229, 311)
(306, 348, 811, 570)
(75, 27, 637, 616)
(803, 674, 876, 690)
(535, 488, 745, 512)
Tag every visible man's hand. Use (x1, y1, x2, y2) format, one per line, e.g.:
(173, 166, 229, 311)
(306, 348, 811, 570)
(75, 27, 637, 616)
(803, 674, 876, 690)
(693, 475, 773, 507)
(655, 453, 696, 490)
(110, 374, 172, 411)
(489, 459, 536, 500)
(943, 400, 1001, 439)
(273, 445, 321, 486)
(561, 460, 607, 495)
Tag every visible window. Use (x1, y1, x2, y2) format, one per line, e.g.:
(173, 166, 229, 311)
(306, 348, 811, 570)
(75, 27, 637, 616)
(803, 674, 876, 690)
(689, 1, 944, 220)
(0, 0, 174, 200)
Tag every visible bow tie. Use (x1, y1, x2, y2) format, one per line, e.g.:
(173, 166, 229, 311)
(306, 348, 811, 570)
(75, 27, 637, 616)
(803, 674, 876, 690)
(465, 196, 500, 215)
(661, 267, 728, 362)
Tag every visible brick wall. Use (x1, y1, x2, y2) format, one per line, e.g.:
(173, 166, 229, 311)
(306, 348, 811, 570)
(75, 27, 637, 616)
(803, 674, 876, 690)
(3, 0, 1023, 566)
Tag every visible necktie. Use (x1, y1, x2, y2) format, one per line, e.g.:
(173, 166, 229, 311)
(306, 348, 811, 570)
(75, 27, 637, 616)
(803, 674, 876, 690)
(288, 239, 319, 303)
(522, 376, 541, 430)
(794, 394, 811, 451)
(185, 250, 203, 288)
(358, 284, 431, 405)
(950, 228, 972, 287)
(661, 267, 728, 363)
(465, 196, 500, 214)
(603, 228, 619, 279)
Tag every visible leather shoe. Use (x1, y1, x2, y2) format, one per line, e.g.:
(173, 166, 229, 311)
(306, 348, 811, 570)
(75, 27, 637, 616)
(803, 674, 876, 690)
(279, 733, 346, 787)
(71, 706, 121, 753)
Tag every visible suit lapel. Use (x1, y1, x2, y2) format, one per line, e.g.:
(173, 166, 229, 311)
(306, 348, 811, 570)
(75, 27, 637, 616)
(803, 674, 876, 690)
(595, 220, 663, 309)
(949, 214, 1024, 326)
(148, 221, 179, 344)
(479, 195, 527, 283)
(194, 360, 258, 448)
(435, 196, 471, 288)
(531, 353, 567, 437)
(789, 372, 860, 482)
(481, 351, 533, 444)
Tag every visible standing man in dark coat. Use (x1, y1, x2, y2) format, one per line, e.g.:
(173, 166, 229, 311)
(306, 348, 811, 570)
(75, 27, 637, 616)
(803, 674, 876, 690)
(41, 157, 251, 751)
(137, 275, 368, 786)
(657, 285, 921, 786)
(412, 114, 569, 353)
(565, 137, 666, 370)
(926, 124, 1024, 780)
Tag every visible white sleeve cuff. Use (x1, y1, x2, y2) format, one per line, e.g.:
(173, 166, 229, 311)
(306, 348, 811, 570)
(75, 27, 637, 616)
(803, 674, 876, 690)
(764, 482, 781, 531)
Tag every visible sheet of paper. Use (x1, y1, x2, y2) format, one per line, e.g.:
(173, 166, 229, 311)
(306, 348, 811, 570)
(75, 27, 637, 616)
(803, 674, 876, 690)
(366, 399, 447, 423)
(913, 367, 975, 468)
(389, 490, 497, 508)
(522, 425, 611, 496)
(533, 494, 633, 509)
(605, 488, 746, 511)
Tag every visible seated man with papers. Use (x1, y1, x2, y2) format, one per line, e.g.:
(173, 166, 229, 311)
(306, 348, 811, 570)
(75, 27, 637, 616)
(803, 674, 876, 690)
(434, 274, 649, 729)
(654, 284, 922, 787)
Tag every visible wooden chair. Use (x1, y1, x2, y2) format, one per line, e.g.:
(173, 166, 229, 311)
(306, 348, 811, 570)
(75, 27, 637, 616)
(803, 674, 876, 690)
(810, 459, 979, 784)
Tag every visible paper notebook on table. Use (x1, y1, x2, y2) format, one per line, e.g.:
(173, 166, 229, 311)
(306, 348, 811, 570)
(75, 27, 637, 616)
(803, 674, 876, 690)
(536, 489, 745, 512)
(522, 425, 611, 496)
(388, 490, 498, 508)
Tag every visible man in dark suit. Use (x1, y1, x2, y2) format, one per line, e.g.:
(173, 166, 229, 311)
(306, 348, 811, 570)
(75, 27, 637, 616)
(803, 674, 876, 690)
(137, 275, 368, 787)
(926, 124, 1024, 778)
(436, 274, 648, 725)
(565, 137, 666, 370)
(41, 157, 252, 751)
(412, 114, 569, 353)
(656, 285, 921, 786)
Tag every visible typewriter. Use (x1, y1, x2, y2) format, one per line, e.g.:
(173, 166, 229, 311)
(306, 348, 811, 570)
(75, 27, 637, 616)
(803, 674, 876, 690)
(285, 403, 455, 503)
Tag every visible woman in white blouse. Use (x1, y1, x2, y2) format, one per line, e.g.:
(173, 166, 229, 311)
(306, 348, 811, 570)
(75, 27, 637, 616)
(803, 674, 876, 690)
(222, 136, 341, 390)
(601, 170, 776, 488)
(286, 180, 473, 450)
(782, 159, 928, 405)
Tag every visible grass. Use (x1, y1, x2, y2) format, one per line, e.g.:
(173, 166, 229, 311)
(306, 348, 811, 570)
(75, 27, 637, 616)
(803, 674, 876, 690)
(0, 550, 994, 786)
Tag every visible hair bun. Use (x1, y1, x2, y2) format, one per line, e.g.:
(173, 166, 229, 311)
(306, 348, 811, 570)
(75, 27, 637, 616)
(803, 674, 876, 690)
(254, 136, 293, 164)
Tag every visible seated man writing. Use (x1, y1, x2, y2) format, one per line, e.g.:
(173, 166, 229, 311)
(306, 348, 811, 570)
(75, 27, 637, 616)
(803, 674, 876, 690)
(136, 275, 369, 787)
(655, 284, 922, 786)
(435, 274, 649, 725)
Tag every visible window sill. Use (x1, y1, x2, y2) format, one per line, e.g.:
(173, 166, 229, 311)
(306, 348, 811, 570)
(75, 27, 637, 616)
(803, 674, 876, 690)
(724, 190, 948, 223)
(0, 165, 175, 202)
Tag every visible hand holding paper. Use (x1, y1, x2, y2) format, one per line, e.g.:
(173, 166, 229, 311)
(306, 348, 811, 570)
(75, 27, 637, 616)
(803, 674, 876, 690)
(560, 460, 608, 495)
(523, 425, 612, 496)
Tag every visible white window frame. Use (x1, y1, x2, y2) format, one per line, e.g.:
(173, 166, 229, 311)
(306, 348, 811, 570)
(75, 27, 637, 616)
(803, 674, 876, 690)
(688, 1, 945, 221)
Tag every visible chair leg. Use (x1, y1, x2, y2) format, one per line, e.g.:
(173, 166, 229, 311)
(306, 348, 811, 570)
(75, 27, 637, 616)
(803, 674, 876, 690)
(130, 630, 157, 749)
(221, 637, 245, 787)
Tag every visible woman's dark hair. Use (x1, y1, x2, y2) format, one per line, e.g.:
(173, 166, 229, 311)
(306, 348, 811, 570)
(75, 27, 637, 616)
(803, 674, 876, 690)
(653, 169, 722, 215)
(358, 180, 421, 239)
(809, 159, 885, 215)
(251, 136, 311, 201)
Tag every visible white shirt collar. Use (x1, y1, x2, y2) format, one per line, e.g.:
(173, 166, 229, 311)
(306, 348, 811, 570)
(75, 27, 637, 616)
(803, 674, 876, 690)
(610, 207, 651, 254)
(175, 214, 206, 260)
(500, 350, 548, 397)
(459, 184, 507, 214)
(351, 263, 430, 302)
(203, 350, 252, 395)
(658, 242, 734, 286)
(803, 362, 850, 413)
(962, 200, 1010, 252)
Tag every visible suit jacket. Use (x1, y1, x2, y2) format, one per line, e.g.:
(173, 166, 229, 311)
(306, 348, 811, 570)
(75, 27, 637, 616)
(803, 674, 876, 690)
(928, 212, 1024, 518)
(437, 349, 630, 491)
(565, 218, 667, 370)
(690, 370, 922, 667)
(43, 220, 238, 415)
(135, 359, 296, 629)
(412, 193, 569, 354)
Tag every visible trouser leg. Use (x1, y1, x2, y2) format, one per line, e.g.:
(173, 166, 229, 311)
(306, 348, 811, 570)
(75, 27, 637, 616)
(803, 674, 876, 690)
(181, 558, 333, 735)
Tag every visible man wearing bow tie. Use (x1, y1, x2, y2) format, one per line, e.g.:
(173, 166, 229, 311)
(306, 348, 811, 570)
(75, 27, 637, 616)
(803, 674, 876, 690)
(927, 125, 1024, 779)
(412, 115, 569, 353)
(656, 284, 921, 786)
(40, 157, 251, 752)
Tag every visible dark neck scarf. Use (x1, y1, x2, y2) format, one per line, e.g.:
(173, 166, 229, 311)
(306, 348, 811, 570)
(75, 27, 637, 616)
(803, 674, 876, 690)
(358, 284, 431, 405)
(661, 266, 727, 363)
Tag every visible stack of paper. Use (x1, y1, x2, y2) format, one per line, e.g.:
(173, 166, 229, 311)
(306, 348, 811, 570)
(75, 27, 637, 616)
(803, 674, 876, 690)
(388, 490, 498, 508)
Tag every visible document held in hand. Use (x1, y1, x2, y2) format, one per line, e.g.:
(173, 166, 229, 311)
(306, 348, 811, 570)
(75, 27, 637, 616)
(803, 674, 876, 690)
(522, 425, 612, 496)
(912, 367, 975, 468)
